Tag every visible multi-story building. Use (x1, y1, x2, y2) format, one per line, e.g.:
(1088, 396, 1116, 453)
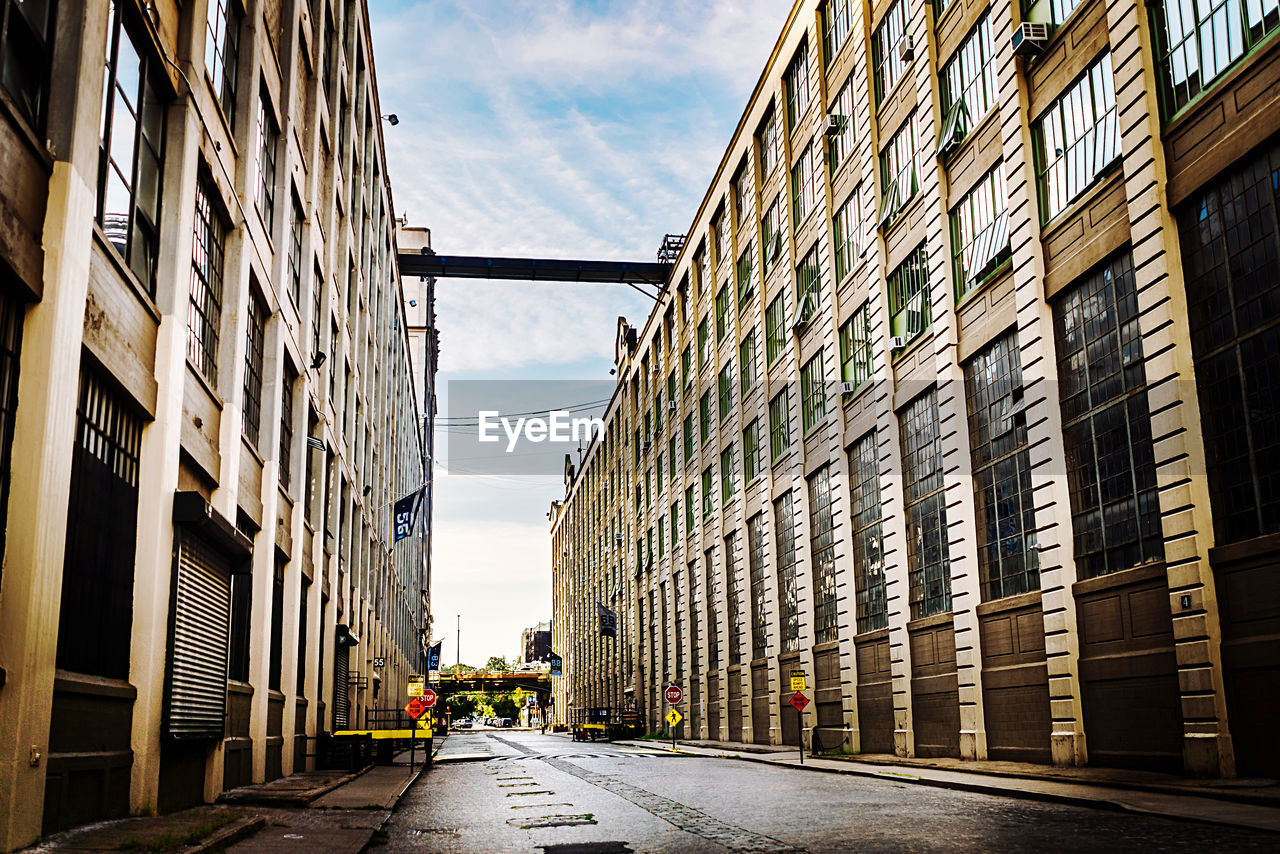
(521, 621, 552, 663)
(0, 1, 432, 849)
(551, 0, 1280, 779)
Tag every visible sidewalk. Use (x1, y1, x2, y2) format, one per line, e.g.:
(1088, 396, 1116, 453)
(614, 737, 1280, 834)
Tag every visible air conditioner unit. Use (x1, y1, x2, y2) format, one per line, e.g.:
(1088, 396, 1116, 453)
(898, 36, 914, 63)
(615, 534, 623, 544)
(838, 381, 857, 395)
(642, 441, 652, 452)
(669, 400, 678, 413)
(890, 335, 907, 350)
(1012, 22, 1051, 56)
(823, 114, 844, 136)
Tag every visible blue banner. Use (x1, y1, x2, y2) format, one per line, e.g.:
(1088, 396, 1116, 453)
(426, 640, 443, 672)
(393, 489, 423, 542)
(549, 652, 562, 677)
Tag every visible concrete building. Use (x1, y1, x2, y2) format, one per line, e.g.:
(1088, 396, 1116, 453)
(550, 0, 1279, 779)
(521, 621, 552, 664)
(0, 1, 432, 849)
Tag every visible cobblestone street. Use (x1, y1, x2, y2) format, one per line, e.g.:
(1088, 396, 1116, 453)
(377, 732, 1280, 852)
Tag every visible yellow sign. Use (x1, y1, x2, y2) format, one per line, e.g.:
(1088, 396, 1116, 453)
(789, 670, 807, 691)
(416, 718, 433, 737)
(665, 708, 683, 727)
(407, 679, 425, 697)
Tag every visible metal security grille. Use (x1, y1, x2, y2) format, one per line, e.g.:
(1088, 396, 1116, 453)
(901, 389, 951, 619)
(0, 284, 22, 568)
(774, 491, 799, 652)
(333, 642, 349, 729)
(849, 432, 887, 633)
(808, 465, 838, 644)
(167, 532, 231, 739)
(747, 513, 768, 660)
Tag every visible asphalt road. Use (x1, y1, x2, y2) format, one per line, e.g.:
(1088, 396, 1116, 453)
(376, 731, 1277, 852)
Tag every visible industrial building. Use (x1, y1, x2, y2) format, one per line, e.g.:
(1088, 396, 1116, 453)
(550, 0, 1279, 780)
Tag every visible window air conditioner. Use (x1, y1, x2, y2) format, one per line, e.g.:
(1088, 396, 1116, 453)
(890, 335, 907, 350)
(824, 114, 844, 136)
(838, 381, 857, 395)
(898, 36, 914, 63)
(771, 230, 783, 260)
(642, 441, 652, 452)
(1012, 22, 1051, 56)
(669, 400, 678, 413)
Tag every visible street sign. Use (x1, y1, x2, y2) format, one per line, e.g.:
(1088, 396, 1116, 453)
(373, 657, 385, 668)
(665, 708, 683, 727)
(789, 691, 810, 713)
(405, 697, 428, 720)
(421, 688, 438, 708)
(407, 679, 425, 697)
(789, 670, 807, 691)
(664, 684, 684, 705)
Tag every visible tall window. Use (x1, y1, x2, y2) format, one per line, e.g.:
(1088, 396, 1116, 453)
(1178, 141, 1280, 544)
(839, 302, 873, 390)
(748, 513, 768, 660)
(2, 0, 56, 129)
(809, 465, 838, 644)
(1023, 0, 1087, 27)
(794, 243, 821, 328)
(205, 0, 241, 126)
(736, 242, 754, 310)
(280, 364, 295, 492)
(720, 444, 736, 503)
(99, 7, 166, 295)
(1154, 0, 1280, 116)
(256, 86, 280, 232)
(698, 316, 711, 369)
(823, 0, 854, 65)
(188, 176, 225, 385)
(296, 577, 310, 694)
(791, 139, 820, 230)
(951, 166, 1010, 302)
(770, 387, 792, 460)
(801, 350, 827, 433)
(716, 284, 732, 342)
(849, 432, 886, 632)
(1053, 251, 1163, 578)
(696, 243, 710, 299)
(739, 331, 758, 397)
(784, 39, 812, 131)
(833, 189, 861, 283)
(718, 362, 734, 422)
(312, 262, 324, 356)
(0, 286, 22, 568)
(872, 0, 909, 105)
(878, 110, 919, 228)
(685, 484, 695, 532)
(713, 207, 728, 266)
(938, 13, 995, 155)
(965, 332, 1040, 601)
(1035, 52, 1118, 222)
(888, 244, 930, 344)
(828, 75, 855, 172)
(269, 558, 285, 690)
(901, 389, 951, 618)
(743, 419, 762, 482)
(289, 193, 304, 306)
(243, 289, 267, 447)
(766, 292, 787, 365)
(758, 104, 781, 178)
(733, 161, 753, 226)
(683, 412, 694, 461)
(762, 195, 784, 277)
(726, 533, 742, 664)
(705, 546, 719, 666)
(701, 466, 714, 519)
(699, 391, 712, 444)
(774, 492, 799, 653)
(682, 344, 693, 387)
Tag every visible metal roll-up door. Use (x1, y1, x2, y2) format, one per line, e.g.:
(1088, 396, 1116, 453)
(333, 643, 350, 729)
(167, 532, 232, 739)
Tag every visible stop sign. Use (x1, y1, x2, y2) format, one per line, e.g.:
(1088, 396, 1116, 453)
(422, 688, 438, 707)
(664, 684, 683, 705)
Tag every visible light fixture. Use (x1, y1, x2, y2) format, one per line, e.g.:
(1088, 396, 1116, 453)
(311, 351, 327, 370)
(382, 113, 399, 126)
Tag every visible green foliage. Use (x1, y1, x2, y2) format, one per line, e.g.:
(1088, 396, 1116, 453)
(484, 655, 510, 672)
(491, 695, 520, 720)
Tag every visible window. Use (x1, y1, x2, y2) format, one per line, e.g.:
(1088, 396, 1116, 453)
(720, 444, 736, 502)
(901, 389, 951, 619)
(669, 436, 677, 482)
(713, 207, 728, 267)
(312, 262, 324, 355)
(683, 413, 694, 461)
(1, 0, 56, 130)
(256, 86, 280, 232)
(0, 286, 22, 568)
(1024, 0, 1088, 28)
(696, 243, 710, 299)
(682, 345, 693, 387)
(269, 558, 285, 690)
(668, 368, 678, 408)
(758, 104, 781, 178)
(849, 432, 887, 632)
(951, 166, 1010, 301)
(938, 13, 995, 156)
(698, 316, 711, 369)
(801, 350, 828, 433)
(739, 331, 758, 397)
(716, 284, 732, 342)
(98, 6, 166, 296)
(243, 288, 267, 447)
(823, 0, 854, 65)
(774, 491, 799, 652)
(887, 244, 930, 344)
(296, 577, 310, 694)
(188, 176, 226, 385)
(1035, 53, 1118, 222)
(828, 75, 855, 172)
(770, 387, 792, 460)
(965, 332, 1040, 601)
(685, 484, 695, 532)
(734, 162, 753, 226)
(833, 191, 861, 285)
(717, 362, 734, 422)
(736, 242, 755, 310)
(748, 513, 768, 660)
(228, 570, 252, 683)
(784, 39, 812, 131)
(872, 0, 909, 105)
(761, 195, 784, 277)
(766, 292, 787, 365)
(1154, 0, 1280, 116)
(657, 451, 664, 488)
(1053, 251, 1163, 578)
(671, 501, 680, 548)
(839, 302, 873, 390)
(205, 0, 241, 126)
(701, 466, 714, 519)
(878, 111, 919, 228)
(705, 546, 719, 666)
(699, 391, 712, 444)
(794, 243, 821, 329)
(658, 515, 665, 558)
(725, 532, 743, 664)
(791, 139, 821, 230)
(289, 193, 304, 306)
(744, 419, 763, 482)
(279, 364, 295, 492)
(1178, 141, 1280, 544)
(809, 465, 838, 644)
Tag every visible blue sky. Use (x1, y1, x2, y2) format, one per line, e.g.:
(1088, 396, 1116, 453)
(368, 0, 793, 666)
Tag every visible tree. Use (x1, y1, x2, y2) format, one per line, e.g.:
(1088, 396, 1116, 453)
(491, 695, 520, 720)
(448, 693, 479, 719)
(484, 655, 510, 673)
(442, 663, 474, 675)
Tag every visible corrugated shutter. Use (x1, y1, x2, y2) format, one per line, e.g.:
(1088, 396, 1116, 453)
(333, 643, 349, 729)
(167, 532, 231, 739)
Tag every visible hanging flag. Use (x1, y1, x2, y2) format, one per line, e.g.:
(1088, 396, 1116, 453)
(426, 640, 443, 672)
(549, 652, 563, 676)
(393, 488, 423, 542)
(597, 603, 617, 638)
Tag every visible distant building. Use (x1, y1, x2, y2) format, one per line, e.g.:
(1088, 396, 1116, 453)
(521, 621, 552, 663)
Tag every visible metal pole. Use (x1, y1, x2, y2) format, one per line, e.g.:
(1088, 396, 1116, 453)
(456, 614, 461, 670)
(798, 706, 804, 765)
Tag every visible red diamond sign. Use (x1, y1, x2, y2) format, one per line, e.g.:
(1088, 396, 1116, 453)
(789, 691, 809, 713)
(421, 688, 438, 708)
(405, 697, 428, 721)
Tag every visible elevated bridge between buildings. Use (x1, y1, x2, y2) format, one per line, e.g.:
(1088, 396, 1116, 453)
(430, 670, 553, 699)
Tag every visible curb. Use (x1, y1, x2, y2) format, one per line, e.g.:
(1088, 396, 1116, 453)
(189, 815, 267, 852)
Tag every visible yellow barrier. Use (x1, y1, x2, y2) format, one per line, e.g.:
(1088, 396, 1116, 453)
(333, 728, 433, 739)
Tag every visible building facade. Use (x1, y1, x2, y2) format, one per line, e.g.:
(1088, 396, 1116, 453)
(521, 621, 552, 664)
(550, 0, 1280, 778)
(0, 1, 432, 850)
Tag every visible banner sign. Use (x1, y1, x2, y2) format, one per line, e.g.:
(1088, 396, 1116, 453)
(597, 603, 617, 638)
(426, 640, 443, 672)
(393, 488, 424, 542)
(549, 652, 563, 676)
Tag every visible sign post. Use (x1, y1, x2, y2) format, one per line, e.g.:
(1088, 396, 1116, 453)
(664, 684, 683, 751)
(789, 691, 810, 764)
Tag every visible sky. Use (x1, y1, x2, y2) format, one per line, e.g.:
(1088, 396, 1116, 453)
(367, 0, 793, 666)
